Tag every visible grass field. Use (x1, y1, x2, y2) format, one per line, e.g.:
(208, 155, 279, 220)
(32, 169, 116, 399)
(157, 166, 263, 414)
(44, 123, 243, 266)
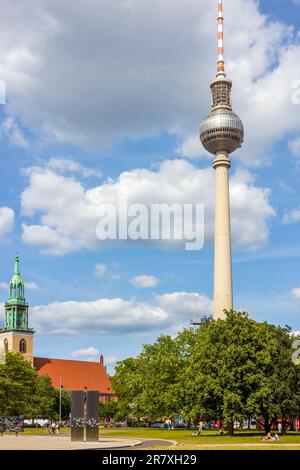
(101, 427, 300, 450)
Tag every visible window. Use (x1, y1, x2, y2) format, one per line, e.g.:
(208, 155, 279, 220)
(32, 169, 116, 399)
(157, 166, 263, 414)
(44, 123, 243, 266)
(19, 339, 26, 353)
(4, 339, 8, 353)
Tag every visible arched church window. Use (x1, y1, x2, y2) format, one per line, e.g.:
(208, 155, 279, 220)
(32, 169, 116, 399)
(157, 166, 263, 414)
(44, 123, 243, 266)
(18, 283, 23, 298)
(19, 339, 26, 353)
(4, 339, 8, 353)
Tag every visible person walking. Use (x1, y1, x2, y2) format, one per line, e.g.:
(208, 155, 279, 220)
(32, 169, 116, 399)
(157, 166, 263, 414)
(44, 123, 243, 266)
(51, 420, 56, 434)
(45, 420, 51, 434)
(278, 422, 282, 434)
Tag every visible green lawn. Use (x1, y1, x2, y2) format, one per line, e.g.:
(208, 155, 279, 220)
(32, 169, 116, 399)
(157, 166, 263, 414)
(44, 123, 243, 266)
(4, 427, 70, 435)
(101, 427, 300, 449)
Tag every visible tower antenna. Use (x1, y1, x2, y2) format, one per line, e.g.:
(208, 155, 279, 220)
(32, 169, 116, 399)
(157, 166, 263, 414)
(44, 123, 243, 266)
(217, 0, 225, 77)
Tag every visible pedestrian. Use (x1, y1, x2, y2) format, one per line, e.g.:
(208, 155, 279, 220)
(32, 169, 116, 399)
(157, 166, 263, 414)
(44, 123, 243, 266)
(278, 422, 282, 434)
(45, 420, 51, 434)
(51, 420, 56, 434)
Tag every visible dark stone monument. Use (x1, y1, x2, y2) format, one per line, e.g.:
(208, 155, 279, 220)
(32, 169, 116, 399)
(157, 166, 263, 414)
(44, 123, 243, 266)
(71, 391, 85, 442)
(71, 390, 99, 442)
(86, 391, 100, 442)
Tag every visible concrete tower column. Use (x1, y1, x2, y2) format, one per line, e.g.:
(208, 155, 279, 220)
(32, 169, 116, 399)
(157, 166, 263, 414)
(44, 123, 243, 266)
(213, 151, 233, 320)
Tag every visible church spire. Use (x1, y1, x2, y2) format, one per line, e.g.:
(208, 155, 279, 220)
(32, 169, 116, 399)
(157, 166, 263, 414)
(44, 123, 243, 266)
(2, 254, 33, 332)
(9, 253, 25, 302)
(14, 253, 20, 275)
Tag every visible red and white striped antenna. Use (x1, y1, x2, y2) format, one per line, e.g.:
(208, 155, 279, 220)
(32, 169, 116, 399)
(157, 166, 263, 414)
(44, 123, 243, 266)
(217, 0, 225, 77)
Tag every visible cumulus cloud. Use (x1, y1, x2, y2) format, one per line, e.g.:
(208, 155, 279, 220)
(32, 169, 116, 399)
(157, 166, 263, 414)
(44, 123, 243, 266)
(71, 346, 100, 360)
(47, 157, 102, 178)
(25, 281, 39, 290)
(292, 287, 300, 299)
(29, 291, 212, 336)
(0, 117, 29, 149)
(130, 275, 159, 289)
(283, 208, 300, 224)
(0, 0, 299, 164)
(288, 138, 300, 165)
(20, 159, 274, 255)
(0, 207, 15, 243)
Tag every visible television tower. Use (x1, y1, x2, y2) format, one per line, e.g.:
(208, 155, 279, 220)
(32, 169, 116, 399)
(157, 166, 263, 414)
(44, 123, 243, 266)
(200, 0, 244, 320)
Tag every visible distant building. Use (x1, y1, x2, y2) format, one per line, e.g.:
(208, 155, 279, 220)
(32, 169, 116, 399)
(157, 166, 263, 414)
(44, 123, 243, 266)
(0, 255, 113, 402)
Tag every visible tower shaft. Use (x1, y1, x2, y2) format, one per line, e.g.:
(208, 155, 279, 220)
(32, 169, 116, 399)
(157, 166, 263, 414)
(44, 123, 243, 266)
(213, 151, 233, 319)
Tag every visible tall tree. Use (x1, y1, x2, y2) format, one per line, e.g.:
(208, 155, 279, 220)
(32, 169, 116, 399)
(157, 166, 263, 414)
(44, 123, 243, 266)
(0, 352, 37, 416)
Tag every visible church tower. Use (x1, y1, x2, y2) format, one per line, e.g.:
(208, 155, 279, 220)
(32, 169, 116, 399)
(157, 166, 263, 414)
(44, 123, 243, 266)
(0, 255, 34, 364)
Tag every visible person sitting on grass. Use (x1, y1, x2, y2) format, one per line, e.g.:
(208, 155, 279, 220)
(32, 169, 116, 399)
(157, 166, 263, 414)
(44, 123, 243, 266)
(263, 433, 280, 441)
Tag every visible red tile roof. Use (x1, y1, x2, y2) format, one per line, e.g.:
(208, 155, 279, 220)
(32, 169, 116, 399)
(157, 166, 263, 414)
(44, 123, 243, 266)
(34, 357, 113, 395)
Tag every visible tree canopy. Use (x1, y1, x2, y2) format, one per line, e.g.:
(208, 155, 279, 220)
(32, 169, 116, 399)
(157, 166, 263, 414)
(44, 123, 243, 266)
(0, 352, 67, 419)
(112, 311, 300, 434)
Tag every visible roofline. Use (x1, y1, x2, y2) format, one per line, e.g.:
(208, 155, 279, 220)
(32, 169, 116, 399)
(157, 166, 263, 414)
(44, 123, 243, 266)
(34, 356, 103, 366)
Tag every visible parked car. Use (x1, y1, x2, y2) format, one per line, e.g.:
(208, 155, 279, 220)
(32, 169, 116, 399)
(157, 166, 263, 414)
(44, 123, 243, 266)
(149, 421, 167, 428)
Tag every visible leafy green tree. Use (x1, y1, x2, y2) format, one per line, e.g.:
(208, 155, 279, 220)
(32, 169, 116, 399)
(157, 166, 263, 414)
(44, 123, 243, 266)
(113, 311, 300, 435)
(99, 401, 119, 421)
(112, 357, 143, 420)
(53, 388, 71, 420)
(136, 335, 184, 420)
(29, 375, 57, 419)
(0, 352, 37, 416)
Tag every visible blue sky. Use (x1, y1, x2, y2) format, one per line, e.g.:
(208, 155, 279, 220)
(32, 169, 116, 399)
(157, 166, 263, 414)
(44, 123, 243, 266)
(0, 0, 300, 372)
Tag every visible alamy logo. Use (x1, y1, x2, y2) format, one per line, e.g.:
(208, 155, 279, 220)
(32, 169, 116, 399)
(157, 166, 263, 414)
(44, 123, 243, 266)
(0, 347, 5, 365)
(0, 80, 6, 105)
(292, 339, 300, 365)
(95, 199, 205, 251)
(292, 80, 300, 105)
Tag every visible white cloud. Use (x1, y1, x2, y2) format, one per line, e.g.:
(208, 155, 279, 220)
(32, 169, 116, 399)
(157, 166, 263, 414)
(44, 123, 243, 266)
(0, 117, 29, 149)
(283, 208, 300, 224)
(71, 346, 100, 360)
(130, 275, 159, 289)
(29, 290, 213, 336)
(0, 207, 15, 243)
(94, 263, 107, 278)
(292, 287, 300, 299)
(288, 138, 300, 164)
(0, 0, 299, 165)
(30, 297, 170, 335)
(21, 159, 274, 255)
(0, 282, 8, 290)
(25, 281, 39, 290)
(47, 157, 101, 178)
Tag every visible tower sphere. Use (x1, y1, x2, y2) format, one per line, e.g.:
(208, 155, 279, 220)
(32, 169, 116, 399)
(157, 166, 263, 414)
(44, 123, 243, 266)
(200, 107, 244, 155)
(200, 76, 244, 155)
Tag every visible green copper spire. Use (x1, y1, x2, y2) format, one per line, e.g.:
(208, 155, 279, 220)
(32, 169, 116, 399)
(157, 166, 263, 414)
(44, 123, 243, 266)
(1, 254, 33, 332)
(9, 254, 25, 302)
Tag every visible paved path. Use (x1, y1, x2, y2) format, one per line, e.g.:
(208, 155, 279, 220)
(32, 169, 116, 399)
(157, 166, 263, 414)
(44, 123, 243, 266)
(0, 434, 142, 450)
(111, 438, 175, 450)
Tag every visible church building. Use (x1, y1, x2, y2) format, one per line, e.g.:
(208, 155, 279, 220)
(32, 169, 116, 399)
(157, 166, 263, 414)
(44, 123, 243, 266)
(0, 256, 113, 402)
